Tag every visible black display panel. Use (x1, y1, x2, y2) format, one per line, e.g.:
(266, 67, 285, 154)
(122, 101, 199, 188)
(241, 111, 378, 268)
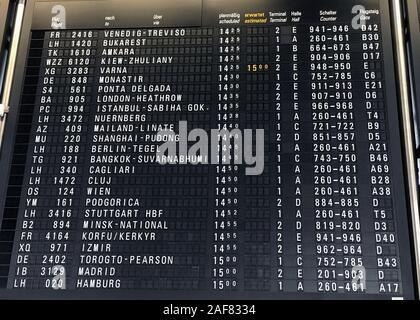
(0, 0, 418, 300)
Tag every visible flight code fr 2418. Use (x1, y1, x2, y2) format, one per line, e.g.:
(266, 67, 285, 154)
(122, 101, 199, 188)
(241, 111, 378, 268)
(162, 304, 256, 318)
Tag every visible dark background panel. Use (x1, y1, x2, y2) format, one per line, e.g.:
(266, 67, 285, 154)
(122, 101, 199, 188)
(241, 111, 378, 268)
(31, 0, 202, 29)
(202, 0, 383, 25)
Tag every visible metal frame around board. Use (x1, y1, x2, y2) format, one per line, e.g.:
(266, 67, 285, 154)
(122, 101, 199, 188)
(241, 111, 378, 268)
(405, 0, 420, 298)
(407, 1, 420, 143)
(0, 0, 419, 299)
(393, 0, 420, 298)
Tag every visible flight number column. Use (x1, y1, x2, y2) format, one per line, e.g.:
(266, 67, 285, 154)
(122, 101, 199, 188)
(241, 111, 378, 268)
(44, 30, 95, 289)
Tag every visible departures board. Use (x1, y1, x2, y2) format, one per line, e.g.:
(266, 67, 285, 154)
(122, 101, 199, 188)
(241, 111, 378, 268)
(0, 0, 419, 300)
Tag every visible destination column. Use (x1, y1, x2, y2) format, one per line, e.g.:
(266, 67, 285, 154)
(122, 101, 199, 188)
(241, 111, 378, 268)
(78, 27, 213, 290)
